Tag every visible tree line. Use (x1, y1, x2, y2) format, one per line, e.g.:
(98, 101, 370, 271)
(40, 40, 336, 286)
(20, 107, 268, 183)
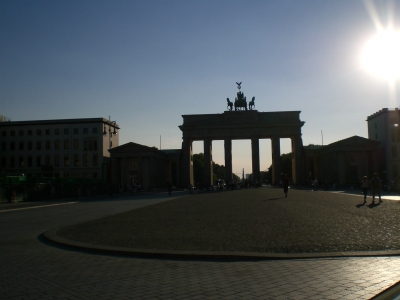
(193, 152, 293, 185)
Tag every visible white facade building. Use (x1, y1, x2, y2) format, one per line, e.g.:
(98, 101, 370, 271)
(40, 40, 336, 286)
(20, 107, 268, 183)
(0, 117, 119, 180)
(367, 108, 399, 181)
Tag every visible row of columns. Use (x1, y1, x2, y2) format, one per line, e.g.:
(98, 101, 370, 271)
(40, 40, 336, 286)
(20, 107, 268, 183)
(182, 135, 304, 187)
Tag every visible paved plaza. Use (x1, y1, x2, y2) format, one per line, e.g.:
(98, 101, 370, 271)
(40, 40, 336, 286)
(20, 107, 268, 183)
(1, 188, 400, 299)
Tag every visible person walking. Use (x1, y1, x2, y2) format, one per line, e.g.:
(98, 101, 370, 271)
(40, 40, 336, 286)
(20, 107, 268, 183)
(282, 174, 289, 198)
(370, 173, 382, 204)
(361, 176, 368, 204)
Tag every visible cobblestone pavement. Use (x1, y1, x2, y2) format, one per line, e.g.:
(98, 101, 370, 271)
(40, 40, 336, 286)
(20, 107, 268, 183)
(1, 191, 400, 299)
(56, 188, 400, 254)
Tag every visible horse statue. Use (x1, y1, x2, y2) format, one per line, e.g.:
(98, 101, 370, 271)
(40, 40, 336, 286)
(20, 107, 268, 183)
(248, 97, 255, 110)
(226, 98, 233, 111)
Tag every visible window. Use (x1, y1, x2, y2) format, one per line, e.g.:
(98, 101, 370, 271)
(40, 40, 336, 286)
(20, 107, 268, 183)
(93, 155, 98, 166)
(45, 141, 51, 150)
(74, 154, 79, 166)
(375, 133, 378, 139)
(392, 131, 396, 142)
(396, 130, 400, 142)
(54, 156, 60, 167)
(45, 155, 51, 166)
(45, 129, 50, 135)
(2, 157, 7, 168)
(28, 130, 32, 136)
(73, 128, 79, 134)
(375, 123, 377, 129)
(84, 139, 97, 151)
(394, 165, 398, 178)
(36, 141, 42, 150)
(64, 128, 69, 134)
(73, 140, 79, 149)
(19, 130, 24, 136)
(83, 154, 89, 166)
(36, 156, 42, 167)
(83, 172, 88, 178)
(10, 131, 15, 136)
(27, 142, 32, 150)
(10, 157, 15, 168)
(19, 157, 24, 167)
(28, 157, 33, 167)
(93, 172, 98, 179)
(55, 129, 60, 135)
(83, 128, 88, 134)
(350, 154, 356, 162)
(19, 142, 24, 151)
(92, 127, 97, 134)
(393, 146, 398, 158)
(64, 140, 69, 149)
(64, 172, 69, 178)
(73, 172, 78, 178)
(132, 160, 137, 167)
(1, 143, 6, 151)
(10, 142, 15, 151)
(64, 156, 69, 167)
(2, 131, 6, 137)
(55, 140, 60, 150)
(36, 129, 41, 135)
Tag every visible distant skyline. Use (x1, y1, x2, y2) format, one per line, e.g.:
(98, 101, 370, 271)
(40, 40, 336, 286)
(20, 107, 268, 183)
(1, 0, 400, 174)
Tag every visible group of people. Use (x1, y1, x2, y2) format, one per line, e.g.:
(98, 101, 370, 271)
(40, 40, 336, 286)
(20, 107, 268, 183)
(282, 173, 384, 203)
(361, 173, 382, 204)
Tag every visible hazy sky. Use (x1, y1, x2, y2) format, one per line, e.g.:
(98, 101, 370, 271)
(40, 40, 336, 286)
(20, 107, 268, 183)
(1, 0, 400, 175)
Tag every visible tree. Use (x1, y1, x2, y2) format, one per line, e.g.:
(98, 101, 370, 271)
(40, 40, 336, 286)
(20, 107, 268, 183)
(192, 153, 204, 184)
(192, 153, 240, 185)
(265, 152, 293, 183)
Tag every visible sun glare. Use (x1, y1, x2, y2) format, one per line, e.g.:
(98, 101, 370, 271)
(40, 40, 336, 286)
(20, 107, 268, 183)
(361, 29, 400, 80)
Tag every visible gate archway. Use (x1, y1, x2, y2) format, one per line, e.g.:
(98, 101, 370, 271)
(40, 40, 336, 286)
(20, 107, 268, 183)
(179, 110, 305, 187)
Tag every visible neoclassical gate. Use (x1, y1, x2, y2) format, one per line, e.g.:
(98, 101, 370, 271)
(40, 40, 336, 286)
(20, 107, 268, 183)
(179, 110, 305, 186)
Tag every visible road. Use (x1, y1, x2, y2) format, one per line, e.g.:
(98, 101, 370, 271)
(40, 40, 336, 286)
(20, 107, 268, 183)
(1, 192, 400, 299)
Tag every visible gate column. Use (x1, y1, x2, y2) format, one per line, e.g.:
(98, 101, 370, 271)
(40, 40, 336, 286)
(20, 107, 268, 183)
(271, 136, 281, 185)
(182, 138, 193, 187)
(204, 138, 213, 187)
(291, 134, 304, 185)
(251, 138, 260, 184)
(224, 138, 232, 183)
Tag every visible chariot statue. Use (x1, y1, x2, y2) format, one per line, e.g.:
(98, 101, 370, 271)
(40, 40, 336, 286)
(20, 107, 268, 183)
(225, 82, 255, 112)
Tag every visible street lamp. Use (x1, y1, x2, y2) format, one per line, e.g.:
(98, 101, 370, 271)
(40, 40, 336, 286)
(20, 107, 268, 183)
(102, 117, 118, 184)
(103, 117, 118, 149)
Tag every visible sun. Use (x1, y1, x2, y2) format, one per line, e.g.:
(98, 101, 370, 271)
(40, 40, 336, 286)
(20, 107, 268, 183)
(361, 29, 400, 81)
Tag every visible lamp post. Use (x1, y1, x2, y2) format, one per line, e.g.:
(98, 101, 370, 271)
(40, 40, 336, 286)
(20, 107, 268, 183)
(102, 117, 118, 184)
(103, 117, 118, 149)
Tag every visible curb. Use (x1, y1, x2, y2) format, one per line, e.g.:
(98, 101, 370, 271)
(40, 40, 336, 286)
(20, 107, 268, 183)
(43, 226, 400, 261)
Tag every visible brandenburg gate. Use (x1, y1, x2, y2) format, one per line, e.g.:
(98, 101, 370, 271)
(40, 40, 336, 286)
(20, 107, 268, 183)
(179, 84, 305, 186)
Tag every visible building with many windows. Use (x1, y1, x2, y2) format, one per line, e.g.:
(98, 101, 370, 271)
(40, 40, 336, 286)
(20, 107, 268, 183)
(0, 117, 119, 180)
(367, 108, 400, 181)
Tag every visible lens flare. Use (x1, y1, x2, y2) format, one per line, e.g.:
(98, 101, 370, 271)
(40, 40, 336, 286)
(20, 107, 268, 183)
(361, 29, 400, 80)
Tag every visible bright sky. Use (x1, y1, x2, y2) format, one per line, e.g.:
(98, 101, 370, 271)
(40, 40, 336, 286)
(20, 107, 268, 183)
(1, 0, 400, 175)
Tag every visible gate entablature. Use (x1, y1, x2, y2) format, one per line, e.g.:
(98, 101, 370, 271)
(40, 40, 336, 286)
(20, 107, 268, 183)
(179, 110, 305, 140)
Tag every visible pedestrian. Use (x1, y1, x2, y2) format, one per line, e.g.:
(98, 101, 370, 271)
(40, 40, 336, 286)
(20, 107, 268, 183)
(369, 173, 382, 204)
(282, 174, 289, 198)
(361, 176, 368, 204)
